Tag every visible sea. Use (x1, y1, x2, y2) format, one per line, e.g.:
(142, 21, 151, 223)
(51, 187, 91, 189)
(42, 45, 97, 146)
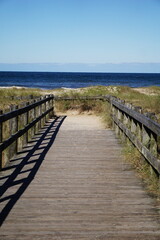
(0, 71, 160, 90)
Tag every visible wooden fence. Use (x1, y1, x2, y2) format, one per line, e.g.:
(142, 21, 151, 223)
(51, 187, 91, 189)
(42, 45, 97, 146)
(0, 94, 54, 169)
(106, 95, 160, 175)
(1, 94, 160, 177)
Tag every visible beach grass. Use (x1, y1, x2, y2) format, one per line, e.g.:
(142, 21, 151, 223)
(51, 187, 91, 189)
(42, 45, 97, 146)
(0, 87, 42, 110)
(123, 143, 160, 198)
(53, 85, 160, 122)
(0, 85, 160, 115)
(1, 85, 160, 121)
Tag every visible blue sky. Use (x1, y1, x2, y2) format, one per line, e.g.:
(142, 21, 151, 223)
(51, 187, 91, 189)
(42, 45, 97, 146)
(0, 0, 160, 72)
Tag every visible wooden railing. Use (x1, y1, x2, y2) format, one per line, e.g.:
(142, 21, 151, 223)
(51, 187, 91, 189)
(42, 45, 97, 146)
(0, 94, 54, 169)
(1, 94, 160, 176)
(106, 95, 160, 175)
(56, 95, 160, 175)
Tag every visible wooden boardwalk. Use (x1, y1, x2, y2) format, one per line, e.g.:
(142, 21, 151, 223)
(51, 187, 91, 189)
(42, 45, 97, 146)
(0, 115, 160, 239)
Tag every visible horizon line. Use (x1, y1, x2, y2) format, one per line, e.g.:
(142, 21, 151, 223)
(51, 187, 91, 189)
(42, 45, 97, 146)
(0, 62, 160, 74)
(1, 62, 160, 64)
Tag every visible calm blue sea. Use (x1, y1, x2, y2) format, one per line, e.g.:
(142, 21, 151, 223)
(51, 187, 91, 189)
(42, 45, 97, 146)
(0, 71, 160, 89)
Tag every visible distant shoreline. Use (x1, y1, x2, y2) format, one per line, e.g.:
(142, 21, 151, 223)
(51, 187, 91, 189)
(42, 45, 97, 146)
(0, 86, 28, 89)
(0, 85, 146, 91)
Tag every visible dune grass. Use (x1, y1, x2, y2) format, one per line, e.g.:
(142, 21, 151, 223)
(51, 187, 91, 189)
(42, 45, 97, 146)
(113, 86, 160, 116)
(0, 88, 42, 110)
(1, 85, 160, 114)
(123, 143, 160, 199)
(54, 85, 160, 122)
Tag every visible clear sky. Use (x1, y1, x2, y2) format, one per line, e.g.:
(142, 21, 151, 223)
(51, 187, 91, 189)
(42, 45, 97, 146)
(0, 0, 160, 72)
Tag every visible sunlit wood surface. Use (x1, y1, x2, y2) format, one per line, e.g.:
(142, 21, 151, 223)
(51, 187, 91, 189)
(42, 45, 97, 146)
(0, 115, 160, 240)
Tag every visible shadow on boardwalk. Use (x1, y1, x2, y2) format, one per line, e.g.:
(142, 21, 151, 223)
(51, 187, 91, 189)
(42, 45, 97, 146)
(0, 116, 66, 226)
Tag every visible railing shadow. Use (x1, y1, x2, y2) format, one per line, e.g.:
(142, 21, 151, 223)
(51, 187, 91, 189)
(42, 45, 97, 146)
(0, 116, 66, 226)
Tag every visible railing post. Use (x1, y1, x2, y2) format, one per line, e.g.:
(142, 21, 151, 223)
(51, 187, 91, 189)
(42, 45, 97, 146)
(158, 136, 160, 159)
(117, 99, 125, 140)
(130, 106, 137, 136)
(18, 102, 25, 151)
(37, 97, 40, 130)
(30, 97, 35, 139)
(3, 108, 10, 166)
(114, 107, 119, 136)
(110, 103, 115, 130)
(45, 96, 49, 121)
(122, 112, 128, 143)
(9, 105, 18, 158)
(44, 96, 47, 122)
(126, 104, 133, 145)
(147, 114, 158, 176)
(134, 107, 143, 142)
(33, 99, 37, 135)
(147, 113, 158, 158)
(26, 101, 30, 143)
(51, 94, 55, 117)
(142, 125, 150, 150)
(141, 123, 152, 175)
(48, 94, 53, 118)
(40, 97, 43, 128)
(0, 110, 3, 170)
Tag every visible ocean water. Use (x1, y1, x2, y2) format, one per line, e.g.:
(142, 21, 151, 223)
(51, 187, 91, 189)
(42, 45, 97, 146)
(0, 71, 160, 89)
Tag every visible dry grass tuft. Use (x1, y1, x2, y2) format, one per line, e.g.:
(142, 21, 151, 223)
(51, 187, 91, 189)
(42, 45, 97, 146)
(123, 144, 160, 199)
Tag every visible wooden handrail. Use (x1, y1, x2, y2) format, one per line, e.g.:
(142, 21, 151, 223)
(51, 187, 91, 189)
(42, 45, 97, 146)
(1, 93, 160, 175)
(0, 95, 54, 123)
(106, 95, 160, 136)
(0, 94, 54, 169)
(0, 107, 53, 153)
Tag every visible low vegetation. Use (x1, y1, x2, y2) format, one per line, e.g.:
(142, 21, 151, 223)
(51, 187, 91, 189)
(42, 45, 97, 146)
(0, 87, 42, 110)
(123, 143, 160, 199)
(1, 85, 160, 116)
(54, 85, 160, 122)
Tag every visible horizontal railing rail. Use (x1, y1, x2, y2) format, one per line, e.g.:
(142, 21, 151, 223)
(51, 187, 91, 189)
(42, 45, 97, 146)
(107, 96, 160, 175)
(54, 96, 105, 101)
